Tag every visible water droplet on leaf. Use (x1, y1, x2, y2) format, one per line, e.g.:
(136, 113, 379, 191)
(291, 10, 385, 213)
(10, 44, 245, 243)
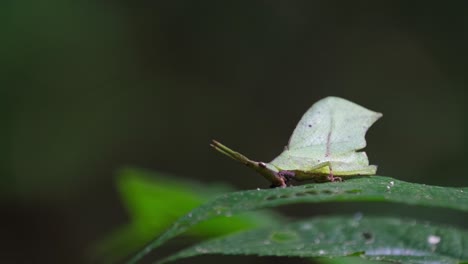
(427, 235, 441, 245)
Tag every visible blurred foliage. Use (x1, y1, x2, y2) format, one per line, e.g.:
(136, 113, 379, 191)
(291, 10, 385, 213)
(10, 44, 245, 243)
(319, 257, 383, 264)
(92, 168, 282, 263)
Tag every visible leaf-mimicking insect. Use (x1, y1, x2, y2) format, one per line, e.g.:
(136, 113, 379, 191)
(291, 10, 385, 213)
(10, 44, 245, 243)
(211, 96, 382, 187)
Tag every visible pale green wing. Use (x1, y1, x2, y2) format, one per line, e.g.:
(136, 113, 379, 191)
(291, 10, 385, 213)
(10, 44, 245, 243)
(270, 96, 382, 174)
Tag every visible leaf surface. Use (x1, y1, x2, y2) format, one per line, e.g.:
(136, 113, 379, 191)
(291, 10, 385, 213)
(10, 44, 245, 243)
(158, 216, 468, 264)
(127, 176, 468, 263)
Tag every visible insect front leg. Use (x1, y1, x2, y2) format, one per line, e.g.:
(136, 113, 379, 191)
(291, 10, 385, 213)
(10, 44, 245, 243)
(277, 170, 296, 186)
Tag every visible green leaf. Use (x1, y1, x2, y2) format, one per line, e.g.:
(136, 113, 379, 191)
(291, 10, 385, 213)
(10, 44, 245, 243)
(158, 216, 468, 264)
(127, 176, 468, 263)
(211, 97, 382, 187)
(319, 256, 386, 264)
(92, 168, 282, 263)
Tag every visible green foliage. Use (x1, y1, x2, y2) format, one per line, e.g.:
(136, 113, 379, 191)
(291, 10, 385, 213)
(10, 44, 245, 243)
(92, 168, 282, 263)
(126, 175, 468, 263)
(159, 216, 468, 264)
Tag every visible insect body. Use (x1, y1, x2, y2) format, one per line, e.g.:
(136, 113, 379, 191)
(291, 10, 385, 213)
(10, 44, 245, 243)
(211, 96, 382, 187)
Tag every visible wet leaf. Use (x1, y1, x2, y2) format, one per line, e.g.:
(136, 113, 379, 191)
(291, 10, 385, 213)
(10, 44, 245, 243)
(127, 176, 468, 263)
(159, 216, 468, 264)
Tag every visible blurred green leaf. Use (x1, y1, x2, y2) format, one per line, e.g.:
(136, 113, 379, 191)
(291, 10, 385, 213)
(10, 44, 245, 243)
(159, 216, 468, 264)
(127, 176, 468, 263)
(319, 256, 385, 264)
(92, 168, 282, 263)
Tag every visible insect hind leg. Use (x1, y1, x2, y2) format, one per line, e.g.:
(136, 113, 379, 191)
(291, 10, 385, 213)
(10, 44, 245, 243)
(307, 161, 342, 182)
(326, 165, 342, 182)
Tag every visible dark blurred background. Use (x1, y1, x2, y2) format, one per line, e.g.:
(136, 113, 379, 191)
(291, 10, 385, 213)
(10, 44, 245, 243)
(1, 1, 467, 263)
